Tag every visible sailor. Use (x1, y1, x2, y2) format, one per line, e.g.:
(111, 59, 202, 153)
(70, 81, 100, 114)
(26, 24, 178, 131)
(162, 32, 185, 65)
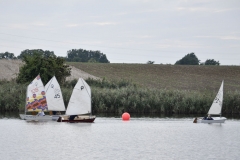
(37, 110, 45, 116)
(56, 111, 61, 115)
(207, 114, 213, 120)
(69, 115, 78, 121)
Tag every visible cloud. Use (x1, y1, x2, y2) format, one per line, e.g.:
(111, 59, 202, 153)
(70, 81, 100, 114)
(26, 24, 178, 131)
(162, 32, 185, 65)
(196, 36, 240, 40)
(220, 36, 240, 40)
(31, 22, 47, 26)
(66, 24, 79, 27)
(6, 24, 29, 29)
(176, 7, 214, 12)
(66, 22, 117, 27)
(94, 22, 117, 26)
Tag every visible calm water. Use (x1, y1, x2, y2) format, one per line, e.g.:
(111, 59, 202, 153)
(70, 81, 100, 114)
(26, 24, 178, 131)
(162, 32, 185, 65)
(0, 113, 240, 160)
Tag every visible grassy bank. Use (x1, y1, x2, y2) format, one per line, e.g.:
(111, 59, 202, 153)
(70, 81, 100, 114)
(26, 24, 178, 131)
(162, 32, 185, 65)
(1, 62, 240, 114)
(68, 63, 240, 92)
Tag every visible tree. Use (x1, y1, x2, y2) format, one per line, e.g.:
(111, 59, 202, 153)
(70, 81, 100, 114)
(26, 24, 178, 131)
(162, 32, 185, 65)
(17, 49, 56, 59)
(16, 51, 71, 85)
(147, 61, 154, 64)
(175, 53, 200, 65)
(204, 59, 220, 65)
(66, 49, 110, 63)
(0, 52, 16, 59)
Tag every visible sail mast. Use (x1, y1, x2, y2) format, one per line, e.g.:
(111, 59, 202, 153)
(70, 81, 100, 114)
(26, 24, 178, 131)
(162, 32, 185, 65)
(25, 84, 28, 115)
(220, 80, 224, 118)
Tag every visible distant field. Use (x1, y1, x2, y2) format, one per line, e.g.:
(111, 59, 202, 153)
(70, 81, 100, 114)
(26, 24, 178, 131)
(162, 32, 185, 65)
(68, 62, 240, 92)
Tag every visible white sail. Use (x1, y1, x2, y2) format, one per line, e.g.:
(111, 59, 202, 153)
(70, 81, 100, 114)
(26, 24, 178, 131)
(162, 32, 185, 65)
(45, 76, 66, 111)
(66, 78, 91, 115)
(25, 75, 48, 112)
(208, 81, 224, 115)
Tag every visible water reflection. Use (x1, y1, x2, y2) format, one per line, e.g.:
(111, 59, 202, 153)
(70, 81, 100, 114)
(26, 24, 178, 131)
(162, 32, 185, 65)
(97, 112, 240, 119)
(0, 111, 20, 119)
(2, 111, 239, 120)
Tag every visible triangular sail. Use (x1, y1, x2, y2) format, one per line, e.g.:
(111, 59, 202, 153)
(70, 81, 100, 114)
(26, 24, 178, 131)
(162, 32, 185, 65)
(26, 75, 48, 112)
(45, 76, 65, 111)
(208, 81, 224, 115)
(66, 78, 91, 115)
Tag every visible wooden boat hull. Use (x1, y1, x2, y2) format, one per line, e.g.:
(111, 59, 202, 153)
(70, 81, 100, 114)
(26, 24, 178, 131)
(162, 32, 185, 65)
(19, 114, 60, 121)
(193, 117, 227, 123)
(57, 115, 96, 123)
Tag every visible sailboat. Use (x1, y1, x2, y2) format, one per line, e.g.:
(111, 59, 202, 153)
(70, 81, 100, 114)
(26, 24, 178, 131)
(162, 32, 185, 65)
(19, 75, 52, 121)
(19, 75, 66, 121)
(193, 80, 227, 123)
(57, 78, 96, 123)
(45, 76, 66, 120)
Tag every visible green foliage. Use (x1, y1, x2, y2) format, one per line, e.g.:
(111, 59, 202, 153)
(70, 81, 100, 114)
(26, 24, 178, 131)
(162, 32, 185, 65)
(85, 78, 135, 89)
(147, 61, 154, 64)
(175, 52, 200, 65)
(0, 52, 16, 59)
(91, 86, 230, 114)
(62, 79, 78, 88)
(66, 49, 110, 63)
(204, 59, 220, 65)
(0, 79, 240, 115)
(17, 49, 56, 59)
(16, 51, 71, 85)
(0, 80, 27, 111)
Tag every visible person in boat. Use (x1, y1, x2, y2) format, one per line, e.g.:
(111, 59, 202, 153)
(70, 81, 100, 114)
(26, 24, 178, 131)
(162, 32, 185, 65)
(69, 115, 79, 121)
(37, 110, 45, 116)
(56, 111, 61, 115)
(207, 114, 213, 120)
(202, 116, 207, 120)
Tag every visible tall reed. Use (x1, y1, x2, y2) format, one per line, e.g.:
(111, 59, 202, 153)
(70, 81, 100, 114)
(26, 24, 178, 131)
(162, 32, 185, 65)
(0, 80, 27, 111)
(0, 79, 239, 115)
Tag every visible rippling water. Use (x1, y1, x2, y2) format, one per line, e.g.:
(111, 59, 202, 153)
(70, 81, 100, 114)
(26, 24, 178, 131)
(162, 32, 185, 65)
(0, 113, 240, 160)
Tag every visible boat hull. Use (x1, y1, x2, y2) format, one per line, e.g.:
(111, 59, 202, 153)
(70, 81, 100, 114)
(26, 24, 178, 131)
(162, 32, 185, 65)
(57, 115, 96, 123)
(19, 114, 60, 121)
(193, 117, 227, 123)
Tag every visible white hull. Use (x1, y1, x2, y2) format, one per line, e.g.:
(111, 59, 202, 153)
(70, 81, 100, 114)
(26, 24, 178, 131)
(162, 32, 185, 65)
(19, 114, 60, 121)
(194, 117, 227, 123)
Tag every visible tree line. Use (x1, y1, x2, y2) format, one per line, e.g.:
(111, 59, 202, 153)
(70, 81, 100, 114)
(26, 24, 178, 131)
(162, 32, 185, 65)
(0, 49, 110, 63)
(1, 50, 219, 65)
(146, 53, 220, 65)
(174, 52, 220, 65)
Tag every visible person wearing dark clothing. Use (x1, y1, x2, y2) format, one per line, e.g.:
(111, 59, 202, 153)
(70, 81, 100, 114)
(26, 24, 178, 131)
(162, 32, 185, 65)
(207, 114, 213, 120)
(69, 115, 78, 121)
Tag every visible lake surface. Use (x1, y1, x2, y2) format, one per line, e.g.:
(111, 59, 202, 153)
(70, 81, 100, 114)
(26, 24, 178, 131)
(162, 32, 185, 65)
(0, 113, 240, 160)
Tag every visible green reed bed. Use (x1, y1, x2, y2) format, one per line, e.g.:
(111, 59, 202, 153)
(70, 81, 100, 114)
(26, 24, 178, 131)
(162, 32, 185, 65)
(89, 78, 240, 114)
(0, 79, 240, 114)
(91, 87, 211, 114)
(0, 80, 27, 111)
(91, 87, 240, 114)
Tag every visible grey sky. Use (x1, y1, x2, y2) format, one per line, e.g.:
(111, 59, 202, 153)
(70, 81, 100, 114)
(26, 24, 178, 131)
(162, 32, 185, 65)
(0, 0, 239, 65)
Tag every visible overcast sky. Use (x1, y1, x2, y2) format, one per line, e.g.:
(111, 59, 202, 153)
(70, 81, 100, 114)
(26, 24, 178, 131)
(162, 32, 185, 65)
(0, 0, 240, 65)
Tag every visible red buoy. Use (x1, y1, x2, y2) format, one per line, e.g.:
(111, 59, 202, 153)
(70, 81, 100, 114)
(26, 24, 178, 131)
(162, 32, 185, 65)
(122, 112, 130, 121)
